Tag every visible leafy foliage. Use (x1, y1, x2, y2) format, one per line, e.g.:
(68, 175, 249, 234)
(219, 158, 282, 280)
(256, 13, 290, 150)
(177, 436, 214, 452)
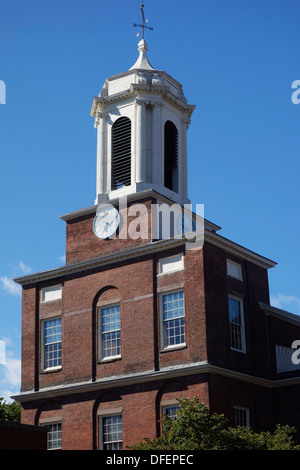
(0, 398, 21, 423)
(129, 396, 300, 450)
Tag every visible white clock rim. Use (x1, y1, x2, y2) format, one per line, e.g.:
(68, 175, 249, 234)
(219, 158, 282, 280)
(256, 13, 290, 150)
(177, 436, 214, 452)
(93, 206, 120, 239)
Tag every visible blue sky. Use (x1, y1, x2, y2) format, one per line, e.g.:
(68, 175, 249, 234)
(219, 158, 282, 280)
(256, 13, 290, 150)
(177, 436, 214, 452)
(0, 0, 299, 401)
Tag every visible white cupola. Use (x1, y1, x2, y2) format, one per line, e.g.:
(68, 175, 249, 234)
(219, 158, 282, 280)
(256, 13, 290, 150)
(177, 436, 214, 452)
(90, 37, 195, 207)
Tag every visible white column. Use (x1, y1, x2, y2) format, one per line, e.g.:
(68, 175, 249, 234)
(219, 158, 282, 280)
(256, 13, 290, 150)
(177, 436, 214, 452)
(96, 113, 107, 198)
(136, 100, 146, 183)
(152, 102, 163, 185)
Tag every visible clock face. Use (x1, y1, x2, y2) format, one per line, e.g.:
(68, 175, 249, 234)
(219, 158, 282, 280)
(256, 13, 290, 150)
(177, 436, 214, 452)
(93, 204, 120, 239)
(177, 213, 196, 235)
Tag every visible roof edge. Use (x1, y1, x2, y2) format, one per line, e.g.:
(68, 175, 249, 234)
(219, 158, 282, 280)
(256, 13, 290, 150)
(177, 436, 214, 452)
(259, 301, 300, 326)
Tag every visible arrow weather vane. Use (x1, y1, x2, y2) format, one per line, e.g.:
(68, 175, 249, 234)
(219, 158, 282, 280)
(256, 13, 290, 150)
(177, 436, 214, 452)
(133, 3, 153, 40)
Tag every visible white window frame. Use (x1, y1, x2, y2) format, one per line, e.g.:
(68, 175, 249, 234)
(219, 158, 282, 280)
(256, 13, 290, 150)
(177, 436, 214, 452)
(41, 421, 62, 450)
(160, 289, 185, 351)
(162, 404, 180, 420)
(41, 285, 62, 303)
(99, 412, 123, 450)
(228, 295, 246, 353)
(158, 253, 184, 276)
(41, 316, 62, 371)
(226, 259, 243, 281)
(98, 303, 121, 361)
(234, 406, 250, 428)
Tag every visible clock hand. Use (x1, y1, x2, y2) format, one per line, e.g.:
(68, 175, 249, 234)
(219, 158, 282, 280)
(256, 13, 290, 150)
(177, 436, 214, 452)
(108, 215, 119, 226)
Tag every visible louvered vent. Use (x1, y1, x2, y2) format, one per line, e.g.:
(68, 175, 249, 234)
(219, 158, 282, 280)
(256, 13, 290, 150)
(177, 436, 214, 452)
(111, 117, 131, 190)
(164, 120, 179, 192)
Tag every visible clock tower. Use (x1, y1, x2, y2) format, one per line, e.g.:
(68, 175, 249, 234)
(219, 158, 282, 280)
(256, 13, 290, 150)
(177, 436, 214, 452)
(90, 36, 195, 209)
(57, 7, 200, 262)
(15, 4, 300, 453)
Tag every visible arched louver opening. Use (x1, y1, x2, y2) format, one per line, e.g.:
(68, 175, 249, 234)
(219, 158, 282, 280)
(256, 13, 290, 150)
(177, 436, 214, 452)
(164, 121, 179, 193)
(111, 117, 131, 190)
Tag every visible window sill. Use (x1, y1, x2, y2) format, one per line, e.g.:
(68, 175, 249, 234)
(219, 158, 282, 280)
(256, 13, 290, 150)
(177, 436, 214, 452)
(98, 355, 122, 364)
(40, 299, 62, 305)
(160, 344, 186, 354)
(227, 274, 243, 282)
(41, 366, 62, 374)
(230, 347, 246, 354)
(157, 268, 184, 277)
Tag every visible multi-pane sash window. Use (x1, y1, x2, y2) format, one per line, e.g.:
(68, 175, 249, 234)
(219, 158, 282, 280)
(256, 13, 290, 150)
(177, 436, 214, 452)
(100, 304, 121, 359)
(102, 415, 123, 450)
(234, 407, 250, 427)
(163, 405, 180, 420)
(228, 296, 246, 352)
(161, 291, 185, 349)
(43, 318, 62, 369)
(44, 422, 62, 450)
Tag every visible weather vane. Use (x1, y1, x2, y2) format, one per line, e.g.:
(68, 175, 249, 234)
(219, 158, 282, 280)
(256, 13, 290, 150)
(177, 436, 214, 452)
(133, 3, 153, 40)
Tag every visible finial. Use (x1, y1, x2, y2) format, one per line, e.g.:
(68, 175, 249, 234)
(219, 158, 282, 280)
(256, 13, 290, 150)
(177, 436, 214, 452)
(129, 38, 155, 70)
(133, 3, 153, 40)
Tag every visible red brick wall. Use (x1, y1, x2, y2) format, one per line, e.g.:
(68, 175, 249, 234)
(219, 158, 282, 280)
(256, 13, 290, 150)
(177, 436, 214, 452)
(65, 197, 155, 265)
(21, 375, 208, 450)
(19, 196, 300, 449)
(21, 286, 38, 392)
(208, 373, 276, 432)
(21, 246, 207, 392)
(20, 371, 300, 449)
(203, 242, 271, 376)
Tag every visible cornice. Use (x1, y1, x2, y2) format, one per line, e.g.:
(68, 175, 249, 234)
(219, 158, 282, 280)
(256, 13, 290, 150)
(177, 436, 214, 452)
(259, 302, 300, 326)
(11, 361, 300, 403)
(13, 226, 276, 288)
(59, 189, 219, 228)
(13, 188, 275, 286)
(13, 228, 276, 287)
(13, 237, 186, 286)
(90, 83, 194, 117)
(205, 230, 277, 269)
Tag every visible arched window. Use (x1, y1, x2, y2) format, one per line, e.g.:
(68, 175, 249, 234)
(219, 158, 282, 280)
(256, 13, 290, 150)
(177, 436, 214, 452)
(111, 117, 131, 190)
(164, 120, 179, 192)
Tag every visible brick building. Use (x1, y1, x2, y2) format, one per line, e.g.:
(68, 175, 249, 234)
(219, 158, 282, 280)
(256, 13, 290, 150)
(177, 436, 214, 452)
(12, 30, 300, 450)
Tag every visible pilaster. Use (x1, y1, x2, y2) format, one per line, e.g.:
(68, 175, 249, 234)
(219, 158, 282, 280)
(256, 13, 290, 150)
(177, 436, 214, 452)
(136, 100, 147, 184)
(152, 102, 163, 186)
(96, 112, 108, 203)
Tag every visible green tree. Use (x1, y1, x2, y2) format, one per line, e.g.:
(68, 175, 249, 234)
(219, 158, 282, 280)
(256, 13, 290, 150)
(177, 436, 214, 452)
(129, 396, 300, 450)
(0, 398, 21, 423)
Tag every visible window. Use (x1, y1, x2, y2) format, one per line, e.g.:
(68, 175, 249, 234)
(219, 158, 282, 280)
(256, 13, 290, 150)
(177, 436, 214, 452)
(163, 405, 180, 420)
(42, 318, 62, 370)
(164, 121, 179, 192)
(41, 285, 62, 303)
(158, 253, 184, 275)
(111, 116, 131, 190)
(99, 304, 121, 360)
(43, 422, 62, 450)
(101, 415, 123, 450)
(228, 296, 246, 353)
(226, 259, 243, 281)
(234, 407, 250, 427)
(161, 290, 185, 349)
